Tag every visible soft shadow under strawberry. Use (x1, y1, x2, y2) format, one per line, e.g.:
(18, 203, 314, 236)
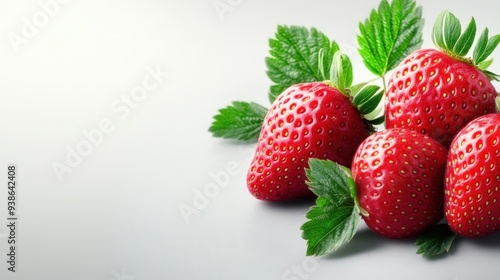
(324, 228, 415, 259)
(466, 232, 500, 249)
(259, 197, 317, 211)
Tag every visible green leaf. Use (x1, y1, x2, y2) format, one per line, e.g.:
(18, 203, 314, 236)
(329, 52, 353, 95)
(368, 115, 385, 125)
(432, 11, 446, 49)
(478, 58, 494, 71)
(317, 48, 328, 81)
(301, 201, 360, 256)
(357, 0, 424, 77)
(433, 11, 476, 57)
(350, 83, 385, 130)
(359, 90, 384, 116)
(473, 28, 489, 64)
(474, 31, 500, 64)
(432, 11, 500, 78)
(301, 159, 361, 256)
(483, 70, 500, 82)
(484, 34, 500, 60)
(353, 85, 380, 108)
(443, 12, 461, 51)
(305, 159, 354, 205)
(352, 84, 384, 116)
(266, 26, 340, 102)
(415, 224, 458, 257)
(433, 10, 500, 69)
(209, 101, 267, 142)
(453, 18, 476, 56)
(348, 82, 368, 97)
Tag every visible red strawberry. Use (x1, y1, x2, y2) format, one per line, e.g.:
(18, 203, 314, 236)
(385, 12, 499, 147)
(351, 128, 448, 238)
(247, 82, 373, 201)
(445, 113, 500, 238)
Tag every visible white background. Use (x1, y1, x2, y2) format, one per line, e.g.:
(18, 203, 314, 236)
(1, 0, 500, 279)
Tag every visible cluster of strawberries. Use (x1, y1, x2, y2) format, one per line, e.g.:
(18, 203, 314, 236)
(210, 1, 500, 256)
(246, 10, 500, 243)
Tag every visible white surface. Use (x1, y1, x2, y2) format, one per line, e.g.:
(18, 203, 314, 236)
(1, 0, 500, 279)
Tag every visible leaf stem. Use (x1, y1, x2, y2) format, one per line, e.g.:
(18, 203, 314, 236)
(382, 76, 387, 93)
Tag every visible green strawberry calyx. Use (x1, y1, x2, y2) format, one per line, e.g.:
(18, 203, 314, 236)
(327, 51, 353, 96)
(415, 223, 458, 257)
(301, 158, 367, 256)
(432, 10, 500, 80)
(320, 50, 385, 131)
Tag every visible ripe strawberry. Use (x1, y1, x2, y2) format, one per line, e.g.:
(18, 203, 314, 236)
(247, 81, 378, 201)
(445, 113, 500, 238)
(351, 128, 448, 238)
(385, 12, 499, 147)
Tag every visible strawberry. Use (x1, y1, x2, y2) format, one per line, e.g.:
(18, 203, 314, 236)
(351, 128, 448, 238)
(445, 113, 500, 238)
(385, 11, 499, 147)
(247, 51, 384, 201)
(247, 82, 372, 201)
